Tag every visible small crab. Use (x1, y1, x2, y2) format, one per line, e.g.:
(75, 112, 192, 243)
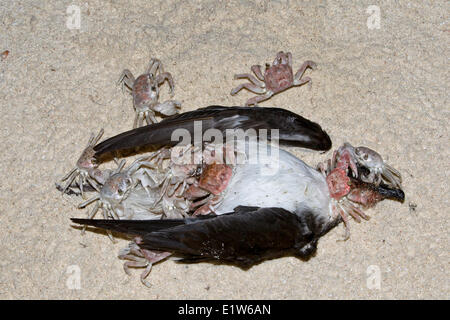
(183, 143, 238, 215)
(118, 58, 181, 128)
(59, 129, 107, 197)
(333, 143, 402, 188)
(118, 241, 171, 287)
(318, 154, 369, 239)
(231, 51, 317, 106)
(354, 146, 402, 188)
(77, 156, 158, 223)
(185, 163, 233, 215)
(159, 152, 200, 199)
(154, 145, 202, 218)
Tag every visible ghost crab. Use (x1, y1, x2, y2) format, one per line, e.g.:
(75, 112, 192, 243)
(182, 142, 243, 215)
(118, 58, 181, 127)
(118, 242, 171, 288)
(77, 156, 158, 224)
(318, 143, 402, 240)
(59, 129, 107, 197)
(332, 143, 402, 188)
(324, 167, 370, 240)
(231, 51, 317, 106)
(139, 145, 201, 218)
(185, 162, 233, 215)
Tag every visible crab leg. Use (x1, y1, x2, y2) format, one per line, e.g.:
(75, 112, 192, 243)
(87, 201, 101, 220)
(177, 180, 188, 197)
(61, 167, 77, 182)
(382, 164, 402, 188)
(293, 60, 317, 84)
(233, 73, 265, 87)
(85, 176, 102, 192)
(341, 201, 362, 223)
(293, 76, 312, 87)
(147, 58, 162, 76)
(335, 203, 351, 241)
(133, 112, 140, 129)
(155, 72, 175, 96)
(78, 195, 100, 209)
(245, 91, 274, 106)
(100, 208, 116, 242)
(230, 82, 266, 96)
(167, 181, 182, 197)
(78, 174, 84, 197)
(139, 250, 172, 287)
(93, 129, 104, 144)
(344, 202, 370, 221)
(251, 65, 265, 81)
(61, 169, 77, 194)
(117, 69, 135, 93)
(145, 110, 158, 125)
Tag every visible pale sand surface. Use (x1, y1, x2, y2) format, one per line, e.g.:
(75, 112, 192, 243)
(0, 1, 448, 299)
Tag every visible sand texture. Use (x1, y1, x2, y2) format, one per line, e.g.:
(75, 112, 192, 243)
(0, 0, 448, 299)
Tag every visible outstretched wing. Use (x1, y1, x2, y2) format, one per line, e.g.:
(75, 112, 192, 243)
(71, 213, 218, 235)
(72, 206, 318, 267)
(93, 106, 331, 157)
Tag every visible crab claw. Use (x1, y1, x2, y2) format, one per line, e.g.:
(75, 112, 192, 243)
(333, 143, 358, 179)
(381, 163, 403, 189)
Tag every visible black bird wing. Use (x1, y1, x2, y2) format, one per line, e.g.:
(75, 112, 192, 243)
(93, 106, 332, 157)
(71, 213, 219, 235)
(71, 207, 319, 268)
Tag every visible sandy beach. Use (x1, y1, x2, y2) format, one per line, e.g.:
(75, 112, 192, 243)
(0, 0, 448, 299)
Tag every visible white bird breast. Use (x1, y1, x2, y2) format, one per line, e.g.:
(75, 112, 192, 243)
(216, 141, 332, 221)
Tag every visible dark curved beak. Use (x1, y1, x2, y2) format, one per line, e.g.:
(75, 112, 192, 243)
(376, 184, 405, 203)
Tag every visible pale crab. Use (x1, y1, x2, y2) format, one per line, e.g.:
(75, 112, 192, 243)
(231, 51, 317, 106)
(118, 241, 171, 287)
(77, 156, 160, 224)
(332, 143, 402, 188)
(118, 58, 181, 128)
(318, 143, 402, 239)
(59, 129, 108, 197)
(150, 144, 203, 218)
(89, 145, 196, 220)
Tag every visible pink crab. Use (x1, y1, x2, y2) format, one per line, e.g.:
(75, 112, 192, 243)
(118, 58, 181, 128)
(231, 51, 317, 106)
(184, 163, 233, 215)
(319, 146, 373, 240)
